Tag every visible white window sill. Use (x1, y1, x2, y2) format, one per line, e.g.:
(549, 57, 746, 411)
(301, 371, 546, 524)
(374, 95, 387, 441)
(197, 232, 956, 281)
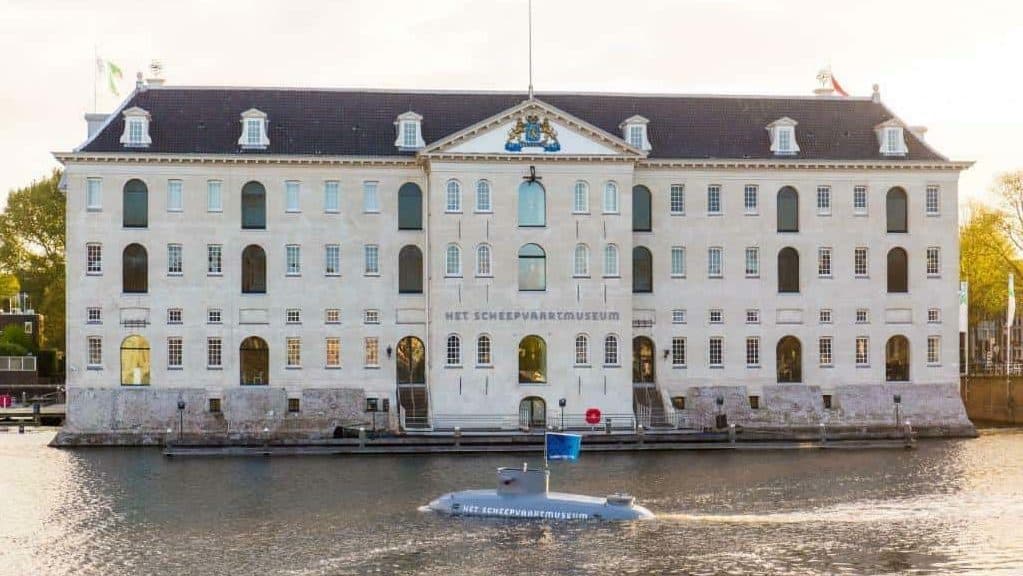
(286, 273, 301, 277)
(820, 364, 834, 369)
(855, 274, 869, 279)
(573, 211, 591, 216)
(286, 366, 302, 370)
(853, 211, 868, 217)
(324, 209, 340, 214)
(670, 212, 685, 217)
(168, 272, 183, 277)
(746, 364, 760, 369)
(707, 212, 722, 217)
(87, 206, 103, 212)
(574, 364, 591, 369)
(926, 213, 941, 217)
(819, 275, 833, 280)
(207, 209, 223, 214)
(745, 274, 760, 279)
(817, 211, 832, 217)
(364, 365, 380, 370)
(168, 209, 183, 214)
(86, 321, 102, 325)
(856, 364, 871, 369)
(445, 275, 463, 279)
(708, 275, 723, 279)
(928, 363, 942, 367)
(325, 273, 340, 277)
(87, 272, 103, 276)
(709, 365, 724, 369)
(670, 274, 686, 279)
(672, 365, 687, 370)
(445, 364, 463, 369)
(573, 274, 590, 279)
(168, 366, 183, 371)
(325, 365, 342, 370)
(445, 210, 463, 215)
(476, 364, 493, 369)
(927, 274, 941, 279)
(207, 366, 223, 370)
(86, 365, 104, 371)
(363, 210, 380, 214)
(603, 275, 620, 279)
(325, 322, 341, 326)
(208, 272, 223, 277)
(603, 364, 620, 368)
(364, 272, 380, 277)
(602, 211, 620, 216)
(744, 211, 759, 216)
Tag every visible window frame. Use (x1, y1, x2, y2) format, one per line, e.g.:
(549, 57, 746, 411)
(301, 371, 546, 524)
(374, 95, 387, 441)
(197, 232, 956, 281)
(325, 337, 341, 368)
(603, 334, 620, 367)
(324, 180, 340, 213)
(669, 183, 685, 215)
(926, 185, 940, 216)
(854, 247, 868, 278)
(927, 335, 941, 365)
(743, 184, 759, 215)
(86, 243, 103, 275)
(746, 336, 760, 368)
(364, 244, 380, 276)
(671, 336, 687, 368)
(206, 337, 223, 369)
(817, 247, 833, 278)
(87, 336, 103, 367)
(855, 336, 870, 366)
(707, 247, 723, 278)
(445, 244, 462, 278)
(167, 243, 183, 276)
(670, 246, 686, 278)
(819, 336, 833, 367)
(602, 181, 619, 214)
(86, 177, 103, 211)
(362, 181, 380, 213)
(476, 244, 493, 278)
(445, 334, 462, 367)
(816, 185, 832, 216)
(476, 334, 493, 367)
(167, 179, 183, 213)
(285, 244, 302, 276)
(573, 244, 589, 278)
(573, 181, 590, 214)
(745, 247, 760, 278)
(324, 244, 341, 276)
(853, 185, 868, 215)
(707, 184, 722, 215)
(167, 337, 183, 369)
(475, 180, 492, 213)
(207, 180, 223, 213)
(445, 179, 462, 213)
(926, 247, 941, 277)
(708, 336, 724, 368)
(574, 334, 589, 366)
(603, 244, 620, 278)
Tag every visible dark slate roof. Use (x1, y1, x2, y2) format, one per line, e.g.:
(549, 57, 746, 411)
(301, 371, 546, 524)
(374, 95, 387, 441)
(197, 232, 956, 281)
(79, 87, 945, 161)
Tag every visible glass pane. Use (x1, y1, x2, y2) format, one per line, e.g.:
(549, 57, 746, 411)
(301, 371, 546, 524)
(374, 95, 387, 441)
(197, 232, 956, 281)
(887, 248, 908, 293)
(886, 336, 910, 381)
(632, 185, 651, 231)
(398, 245, 423, 293)
(240, 337, 269, 385)
(398, 183, 423, 230)
(120, 336, 150, 385)
(777, 187, 798, 232)
(776, 337, 802, 383)
(241, 245, 266, 293)
(518, 181, 546, 226)
(396, 337, 426, 384)
(778, 248, 799, 293)
(887, 187, 908, 233)
(518, 336, 546, 383)
(122, 244, 148, 293)
(123, 180, 148, 228)
(632, 337, 655, 383)
(632, 247, 652, 293)
(241, 182, 266, 229)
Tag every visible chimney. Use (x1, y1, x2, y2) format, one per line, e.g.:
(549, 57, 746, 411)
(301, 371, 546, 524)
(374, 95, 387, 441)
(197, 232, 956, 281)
(909, 126, 928, 141)
(146, 60, 165, 87)
(871, 83, 881, 103)
(85, 112, 108, 138)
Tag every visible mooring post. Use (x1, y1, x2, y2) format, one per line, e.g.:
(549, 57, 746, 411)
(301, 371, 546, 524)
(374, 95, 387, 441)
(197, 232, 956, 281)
(358, 426, 366, 448)
(819, 422, 827, 444)
(903, 420, 914, 448)
(728, 423, 736, 444)
(604, 417, 612, 435)
(454, 426, 461, 447)
(637, 424, 645, 445)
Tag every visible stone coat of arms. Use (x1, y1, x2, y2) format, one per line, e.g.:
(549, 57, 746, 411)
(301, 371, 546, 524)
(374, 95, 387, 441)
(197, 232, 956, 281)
(505, 114, 560, 152)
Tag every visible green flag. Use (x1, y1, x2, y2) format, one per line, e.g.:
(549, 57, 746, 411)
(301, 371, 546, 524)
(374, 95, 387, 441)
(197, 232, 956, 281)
(96, 58, 123, 95)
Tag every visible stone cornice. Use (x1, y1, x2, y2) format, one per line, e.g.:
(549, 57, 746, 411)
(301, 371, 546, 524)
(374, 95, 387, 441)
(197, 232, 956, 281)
(637, 159, 973, 171)
(53, 152, 418, 168)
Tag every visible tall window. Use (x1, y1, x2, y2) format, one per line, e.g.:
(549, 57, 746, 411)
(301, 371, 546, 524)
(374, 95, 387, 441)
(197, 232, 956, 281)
(285, 245, 301, 276)
(926, 247, 940, 276)
(886, 335, 910, 381)
(633, 185, 652, 232)
(445, 180, 462, 213)
(671, 246, 686, 278)
(709, 337, 723, 367)
(86, 178, 102, 210)
(573, 181, 589, 214)
(746, 337, 760, 367)
(476, 180, 492, 213)
(777, 186, 798, 232)
(777, 336, 802, 382)
(707, 185, 721, 215)
(575, 334, 589, 365)
(856, 337, 869, 366)
(207, 244, 222, 275)
(167, 337, 183, 368)
(574, 244, 589, 277)
(670, 184, 685, 214)
(926, 185, 940, 216)
(286, 338, 302, 368)
(744, 184, 758, 214)
(324, 180, 340, 213)
(854, 247, 868, 277)
(122, 244, 148, 293)
(398, 245, 423, 293)
(477, 334, 492, 366)
(241, 245, 267, 293)
(446, 334, 461, 366)
(285, 180, 301, 212)
(633, 337, 655, 383)
(363, 181, 379, 213)
(244, 118, 263, 147)
(364, 244, 380, 275)
(707, 247, 723, 278)
(518, 181, 546, 226)
(672, 337, 687, 367)
(167, 180, 183, 212)
(928, 336, 941, 364)
(816, 185, 832, 215)
(819, 337, 833, 366)
(239, 337, 268, 383)
(887, 247, 908, 293)
(518, 335, 547, 383)
(886, 187, 908, 233)
(364, 337, 379, 367)
(518, 244, 546, 291)
(632, 246, 652, 293)
(778, 247, 799, 293)
(603, 181, 619, 214)
(476, 244, 492, 277)
(853, 185, 867, 214)
(207, 180, 222, 212)
(87, 336, 103, 366)
(398, 183, 422, 229)
(87, 243, 103, 274)
(604, 334, 619, 365)
(604, 244, 620, 277)
(325, 244, 340, 276)
(745, 247, 759, 277)
(326, 338, 341, 367)
(445, 244, 462, 277)
(817, 247, 832, 278)
(122, 179, 148, 228)
(120, 335, 150, 385)
(167, 244, 183, 275)
(241, 181, 266, 229)
(207, 337, 223, 369)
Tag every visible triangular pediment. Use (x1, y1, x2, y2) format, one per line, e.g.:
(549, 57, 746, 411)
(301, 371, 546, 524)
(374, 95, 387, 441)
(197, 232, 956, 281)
(422, 98, 644, 158)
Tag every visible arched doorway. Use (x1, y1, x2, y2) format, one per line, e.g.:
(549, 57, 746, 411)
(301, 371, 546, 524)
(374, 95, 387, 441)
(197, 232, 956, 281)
(240, 336, 269, 385)
(398, 245, 423, 294)
(886, 335, 910, 381)
(120, 335, 150, 386)
(887, 247, 908, 293)
(241, 245, 267, 294)
(633, 337, 655, 384)
(518, 335, 547, 383)
(776, 336, 802, 383)
(122, 243, 148, 293)
(396, 336, 428, 428)
(632, 336, 667, 427)
(519, 396, 546, 430)
(778, 247, 799, 293)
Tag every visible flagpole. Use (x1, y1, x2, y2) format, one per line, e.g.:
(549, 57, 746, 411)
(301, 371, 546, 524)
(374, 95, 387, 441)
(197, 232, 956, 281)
(93, 45, 98, 113)
(527, 0, 533, 100)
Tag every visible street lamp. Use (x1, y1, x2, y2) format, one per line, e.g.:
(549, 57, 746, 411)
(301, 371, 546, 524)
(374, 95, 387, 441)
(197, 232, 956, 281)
(176, 399, 186, 441)
(893, 394, 902, 428)
(558, 398, 567, 431)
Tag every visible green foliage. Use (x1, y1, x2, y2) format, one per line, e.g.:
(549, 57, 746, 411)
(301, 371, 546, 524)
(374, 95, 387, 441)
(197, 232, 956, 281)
(0, 274, 18, 303)
(960, 204, 1022, 324)
(0, 324, 34, 352)
(0, 341, 28, 356)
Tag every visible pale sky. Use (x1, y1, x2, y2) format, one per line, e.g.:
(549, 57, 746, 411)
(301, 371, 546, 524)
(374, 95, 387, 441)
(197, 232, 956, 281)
(1, 0, 1019, 206)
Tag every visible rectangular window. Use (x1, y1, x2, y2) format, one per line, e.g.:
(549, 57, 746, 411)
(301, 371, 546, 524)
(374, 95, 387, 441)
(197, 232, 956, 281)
(708, 247, 723, 278)
(628, 125, 643, 148)
(819, 337, 833, 366)
(87, 307, 102, 324)
(167, 337, 183, 368)
(819, 308, 833, 324)
(86, 243, 102, 274)
(326, 337, 341, 367)
(672, 337, 687, 367)
(778, 128, 792, 153)
(446, 337, 461, 366)
(288, 398, 300, 413)
(167, 308, 182, 324)
(746, 337, 760, 367)
(23, 321, 31, 335)
(573, 336, 587, 365)
(207, 337, 222, 368)
(823, 395, 833, 410)
(856, 337, 869, 366)
(324, 180, 340, 213)
(363, 181, 379, 213)
(854, 247, 868, 277)
(856, 309, 869, 324)
(746, 309, 760, 324)
(167, 180, 183, 212)
(286, 338, 301, 367)
(707, 185, 721, 215)
(817, 247, 832, 278)
(285, 180, 301, 212)
(670, 184, 685, 215)
(745, 247, 759, 277)
(245, 119, 262, 146)
(325, 308, 341, 324)
(853, 185, 868, 214)
(364, 337, 379, 367)
(672, 309, 686, 324)
(816, 185, 831, 215)
(87, 336, 102, 366)
(928, 336, 941, 364)
(325, 244, 340, 276)
(709, 309, 723, 324)
(402, 122, 417, 148)
(86, 178, 102, 210)
(926, 185, 940, 215)
(749, 395, 760, 409)
(286, 308, 301, 324)
(364, 244, 379, 275)
(928, 308, 941, 323)
(207, 180, 222, 212)
(208, 398, 221, 413)
(709, 337, 723, 367)
(286, 245, 301, 276)
(743, 184, 758, 214)
(671, 246, 686, 277)
(207, 244, 223, 275)
(363, 309, 380, 324)
(573, 181, 589, 214)
(927, 247, 941, 276)
(167, 244, 183, 275)
(207, 308, 222, 324)
(885, 127, 901, 154)
(478, 336, 493, 366)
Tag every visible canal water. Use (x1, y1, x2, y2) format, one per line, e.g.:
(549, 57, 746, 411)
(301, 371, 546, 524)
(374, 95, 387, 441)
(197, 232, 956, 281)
(2, 430, 1022, 575)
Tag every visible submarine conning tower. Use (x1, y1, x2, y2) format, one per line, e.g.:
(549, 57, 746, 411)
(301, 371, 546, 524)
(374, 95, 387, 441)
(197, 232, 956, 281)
(496, 467, 549, 495)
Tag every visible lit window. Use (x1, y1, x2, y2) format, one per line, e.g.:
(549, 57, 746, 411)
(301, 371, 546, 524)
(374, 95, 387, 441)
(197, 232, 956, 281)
(709, 337, 723, 367)
(285, 181, 301, 212)
(672, 309, 686, 324)
(324, 181, 340, 213)
(573, 181, 589, 214)
(746, 309, 760, 324)
(926, 185, 940, 216)
(745, 247, 759, 277)
(928, 308, 941, 323)
(603, 244, 619, 277)
(744, 185, 758, 214)
(853, 185, 868, 214)
(446, 180, 462, 213)
(87, 336, 102, 366)
(672, 337, 687, 367)
(855, 337, 869, 366)
(707, 185, 722, 215)
(819, 337, 833, 366)
(746, 337, 760, 367)
(573, 244, 589, 277)
(207, 245, 222, 275)
(927, 336, 941, 364)
(87, 307, 102, 324)
(476, 180, 492, 213)
(709, 309, 723, 324)
(207, 180, 222, 212)
(364, 244, 379, 275)
(207, 309, 222, 324)
(670, 246, 686, 278)
(325, 308, 341, 324)
(445, 244, 462, 277)
(286, 309, 301, 324)
(518, 336, 547, 383)
(286, 338, 301, 368)
(167, 337, 183, 369)
(603, 334, 619, 366)
(670, 184, 685, 215)
(574, 334, 589, 365)
(477, 334, 492, 366)
(927, 247, 941, 276)
(707, 247, 723, 278)
(326, 338, 341, 367)
(167, 180, 183, 212)
(167, 244, 183, 275)
(167, 308, 182, 324)
(207, 337, 222, 368)
(325, 244, 340, 276)
(603, 182, 619, 214)
(446, 334, 461, 366)
(476, 244, 492, 277)
(86, 243, 103, 274)
(363, 181, 379, 213)
(816, 185, 831, 215)
(854, 247, 868, 277)
(856, 309, 869, 324)
(819, 309, 832, 324)
(818, 247, 832, 278)
(363, 309, 380, 324)
(286, 245, 301, 276)
(86, 178, 102, 210)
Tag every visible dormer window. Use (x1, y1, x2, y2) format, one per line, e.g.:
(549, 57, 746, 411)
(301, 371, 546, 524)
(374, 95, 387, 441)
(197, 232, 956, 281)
(394, 111, 425, 151)
(119, 107, 152, 148)
(766, 117, 799, 156)
(238, 108, 269, 150)
(876, 120, 908, 157)
(619, 115, 651, 152)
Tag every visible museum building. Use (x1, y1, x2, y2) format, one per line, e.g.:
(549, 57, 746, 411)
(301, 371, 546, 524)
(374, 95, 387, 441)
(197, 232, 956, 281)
(55, 77, 975, 439)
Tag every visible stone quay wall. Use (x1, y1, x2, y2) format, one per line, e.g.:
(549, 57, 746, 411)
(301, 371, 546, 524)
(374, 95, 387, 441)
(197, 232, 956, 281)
(960, 376, 1023, 425)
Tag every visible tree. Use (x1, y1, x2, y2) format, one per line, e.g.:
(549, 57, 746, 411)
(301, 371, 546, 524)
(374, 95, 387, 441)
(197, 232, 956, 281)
(996, 170, 1023, 253)
(960, 203, 1022, 325)
(0, 169, 65, 350)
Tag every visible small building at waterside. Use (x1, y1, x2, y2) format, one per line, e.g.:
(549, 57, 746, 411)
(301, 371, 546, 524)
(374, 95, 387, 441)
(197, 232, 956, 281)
(53, 77, 975, 443)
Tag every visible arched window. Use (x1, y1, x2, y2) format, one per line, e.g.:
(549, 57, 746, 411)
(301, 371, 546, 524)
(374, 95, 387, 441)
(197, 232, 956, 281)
(519, 396, 546, 429)
(122, 179, 148, 228)
(603, 181, 619, 213)
(633, 246, 653, 293)
(240, 336, 269, 385)
(777, 186, 799, 232)
(445, 244, 461, 277)
(886, 187, 908, 233)
(241, 181, 266, 229)
(887, 247, 908, 293)
(446, 334, 461, 366)
(633, 185, 652, 231)
(575, 334, 589, 365)
(476, 334, 492, 365)
(604, 334, 619, 365)
(633, 336, 655, 383)
(776, 336, 802, 383)
(399, 245, 424, 294)
(518, 181, 546, 226)
(778, 247, 799, 293)
(573, 181, 589, 213)
(120, 335, 150, 386)
(518, 335, 547, 383)
(122, 243, 148, 293)
(573, 244, 589, 277)
(475, 180, 492, 213)
(476, 244, 492, 277)
(518, 244, 546, 291)
(398, 183, 423, 230)
(445, 180, 461, 213)
(241, 245, 267, 294)
(604, 244, 620, 277)
(886, 335, 910, 381)
(396, 336, 426, 384)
